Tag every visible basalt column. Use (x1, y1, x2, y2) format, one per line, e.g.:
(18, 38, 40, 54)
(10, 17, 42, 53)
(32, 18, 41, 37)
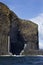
(0, 2, 10, 55)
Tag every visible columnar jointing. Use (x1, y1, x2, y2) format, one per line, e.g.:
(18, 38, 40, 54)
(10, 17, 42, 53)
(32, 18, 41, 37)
(0, 2, 39, 55)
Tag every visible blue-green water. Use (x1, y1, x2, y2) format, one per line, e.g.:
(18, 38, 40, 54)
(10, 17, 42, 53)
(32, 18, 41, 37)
(0, 56, 43, 65)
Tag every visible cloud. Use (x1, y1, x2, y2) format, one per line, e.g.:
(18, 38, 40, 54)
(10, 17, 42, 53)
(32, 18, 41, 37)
(30, 13, 43, 49)
(39, 40, 43, 49)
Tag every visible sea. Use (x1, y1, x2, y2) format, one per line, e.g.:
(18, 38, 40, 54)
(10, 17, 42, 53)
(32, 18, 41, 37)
(0, 56, 43, 65)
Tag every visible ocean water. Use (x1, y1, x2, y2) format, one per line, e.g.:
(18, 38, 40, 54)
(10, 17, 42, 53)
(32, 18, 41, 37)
(0, 56, 43, 65)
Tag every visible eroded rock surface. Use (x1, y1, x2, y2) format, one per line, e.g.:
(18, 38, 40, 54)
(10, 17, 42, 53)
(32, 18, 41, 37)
(0, 2, 39, 55)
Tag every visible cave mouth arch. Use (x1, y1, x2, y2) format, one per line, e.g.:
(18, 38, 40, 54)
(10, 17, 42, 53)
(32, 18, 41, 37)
(9, 30, 26, 55)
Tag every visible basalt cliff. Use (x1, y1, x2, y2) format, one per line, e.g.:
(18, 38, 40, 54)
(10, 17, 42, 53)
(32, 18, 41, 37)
(0, 2, 43, 55)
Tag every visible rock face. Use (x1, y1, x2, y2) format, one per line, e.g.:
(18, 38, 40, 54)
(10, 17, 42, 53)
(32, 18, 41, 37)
(0, 2, 39, 55)
(0, 2, 10, 55)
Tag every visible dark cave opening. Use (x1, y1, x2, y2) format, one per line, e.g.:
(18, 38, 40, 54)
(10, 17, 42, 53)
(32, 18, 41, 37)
(9, 13, 26, 55)
(10, 30, 25, 55)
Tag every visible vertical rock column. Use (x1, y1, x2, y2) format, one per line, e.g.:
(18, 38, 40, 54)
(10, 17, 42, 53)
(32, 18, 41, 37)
(0, 13, 10, 55)
(0, 34, 8, 55)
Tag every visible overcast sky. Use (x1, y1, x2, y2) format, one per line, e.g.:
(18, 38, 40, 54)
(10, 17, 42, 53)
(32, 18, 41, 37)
(0, 0, 43, 49)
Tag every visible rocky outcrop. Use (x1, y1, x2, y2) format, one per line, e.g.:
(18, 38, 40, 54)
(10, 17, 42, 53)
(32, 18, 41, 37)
(0, 2, 39, 55)
(21, 50, 43, 55)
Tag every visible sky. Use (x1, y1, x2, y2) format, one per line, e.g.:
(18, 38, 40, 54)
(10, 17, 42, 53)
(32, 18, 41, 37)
(0, 0, 43, 49)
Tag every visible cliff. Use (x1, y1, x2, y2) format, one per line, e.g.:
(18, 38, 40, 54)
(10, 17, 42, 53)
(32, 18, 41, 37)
(0, 2, 39, 55)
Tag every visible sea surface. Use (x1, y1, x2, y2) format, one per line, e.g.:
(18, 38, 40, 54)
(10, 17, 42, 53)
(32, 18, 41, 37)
(0, 56, 43, 65)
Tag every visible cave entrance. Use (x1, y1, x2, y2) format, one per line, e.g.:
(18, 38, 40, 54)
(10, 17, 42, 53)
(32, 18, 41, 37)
(8, 30, 25, 55)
